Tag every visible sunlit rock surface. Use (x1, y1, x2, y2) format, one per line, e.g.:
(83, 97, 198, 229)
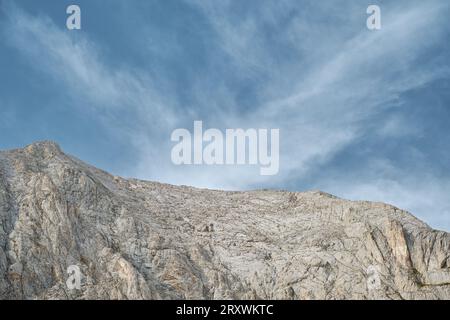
(0, 141, 449, 299)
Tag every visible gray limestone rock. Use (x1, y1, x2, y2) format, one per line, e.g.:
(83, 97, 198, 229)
(0, 141, 448, 300)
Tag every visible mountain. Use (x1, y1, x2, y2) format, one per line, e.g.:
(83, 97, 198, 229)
(0, 141, 449, 299)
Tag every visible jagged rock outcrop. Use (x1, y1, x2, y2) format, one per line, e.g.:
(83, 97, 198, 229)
(0, 141, 449, 300)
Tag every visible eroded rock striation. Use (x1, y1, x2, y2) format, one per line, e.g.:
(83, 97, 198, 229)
(0, 141, 449, 299)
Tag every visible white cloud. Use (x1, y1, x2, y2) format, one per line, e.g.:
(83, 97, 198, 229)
(174, 0, 449, 189)
(1, 3, 180, 168)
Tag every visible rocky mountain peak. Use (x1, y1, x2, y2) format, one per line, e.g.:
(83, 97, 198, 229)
(24, 140, 62, 154)
(0, 142, 449, 300)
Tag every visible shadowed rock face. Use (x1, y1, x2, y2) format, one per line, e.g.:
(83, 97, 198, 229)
(0, 141, 449, 300)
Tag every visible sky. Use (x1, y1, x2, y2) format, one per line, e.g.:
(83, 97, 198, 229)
(0, 0, 449, 231)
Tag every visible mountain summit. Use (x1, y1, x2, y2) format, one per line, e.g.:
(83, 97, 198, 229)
(0, 142, 449, 299)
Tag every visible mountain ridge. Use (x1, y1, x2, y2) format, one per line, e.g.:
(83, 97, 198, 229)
(0, 141, 449, 299)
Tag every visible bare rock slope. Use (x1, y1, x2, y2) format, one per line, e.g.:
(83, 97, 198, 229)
(0, 141, 449, 299)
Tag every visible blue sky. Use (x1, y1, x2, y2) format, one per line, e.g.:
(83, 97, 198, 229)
(0, 0, 449, 231)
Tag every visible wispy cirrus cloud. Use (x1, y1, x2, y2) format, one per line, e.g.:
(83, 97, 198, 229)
(182, 0, 449, 185)
(1, 1, 179, 165)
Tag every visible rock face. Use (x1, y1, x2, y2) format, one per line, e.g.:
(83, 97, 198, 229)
(0, 141, 449, 300)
